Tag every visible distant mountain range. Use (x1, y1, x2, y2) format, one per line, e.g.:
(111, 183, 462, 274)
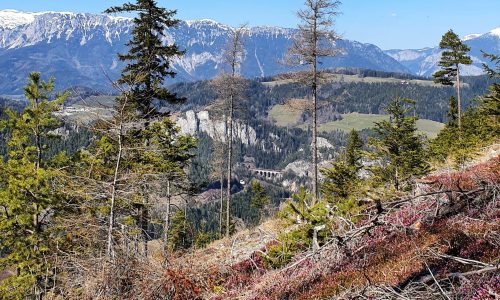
(0, 9, 498, 95)
(385, 28, 500, 77)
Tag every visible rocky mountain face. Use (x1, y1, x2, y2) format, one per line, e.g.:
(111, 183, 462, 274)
(0, 9, 409, 95)
(385, 27, 500, 77)
(176, 110, 257, 146)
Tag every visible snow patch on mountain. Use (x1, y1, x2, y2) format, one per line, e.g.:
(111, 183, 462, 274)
(464, 33, 481, 41)
(489, 27, 500, 38)
(0, 10, 35, 28)
(386, 27, 500, 77)
(0, 9, 413, 94)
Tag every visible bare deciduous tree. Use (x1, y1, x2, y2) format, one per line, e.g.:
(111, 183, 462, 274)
(286, 0, 341, 204)
(211, 25, 247, 237)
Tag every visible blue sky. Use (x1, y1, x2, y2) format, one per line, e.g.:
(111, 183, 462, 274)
(2, 0, 499, 49)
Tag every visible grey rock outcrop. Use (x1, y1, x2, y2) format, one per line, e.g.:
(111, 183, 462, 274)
(176, 110, 257, 145)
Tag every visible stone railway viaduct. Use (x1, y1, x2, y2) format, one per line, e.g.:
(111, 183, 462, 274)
(250, 168, 283, 180)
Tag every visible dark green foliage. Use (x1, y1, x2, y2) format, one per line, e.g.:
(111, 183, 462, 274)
(321, 130, 364, 218)
(105, 0, 185, 116)
(169, 74, 492, 123)
(430, 53, 500, 166)
(447, 96, 458, 126)
(250, 181, 271, 222)
(322, 161, 358, 200)
(169, 210, 194, 251)
(369, 97, 429, 190)
(0, 73, 69, 298)
(263, 227, 312, 269)
(480, 52, 500, 123)
(194, 231, 215, 249)
(345, 129, 363, 169)
(433, 30, 472, 86)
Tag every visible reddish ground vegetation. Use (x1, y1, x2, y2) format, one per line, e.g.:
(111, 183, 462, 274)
(422, 156, 499, 191)
(206, 156, 500, 299)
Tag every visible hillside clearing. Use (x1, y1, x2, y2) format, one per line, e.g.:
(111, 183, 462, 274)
(269, 109, 445, 137)
(262, 74, 443, 87)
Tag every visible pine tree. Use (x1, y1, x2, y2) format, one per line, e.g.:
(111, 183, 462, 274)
(99, 0, 196, 263)
(287, 0, 341, 204)
(430, 53, 499, 166)
(168, 210, 193, 252)
(447, 96, 459, 126)
(0, 73, 68, 298)
(321, 130, 363, 217)
(369, 97, 429, 191)
(433, 29, 472, 131)
(321, 160, 358, 200)
(250, 180, 271, 222)
(480, 52, 500, 125)
(105, 0, 185, 117)
(345, 129, 363, 169)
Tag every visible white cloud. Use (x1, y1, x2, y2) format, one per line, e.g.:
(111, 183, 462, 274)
(390, 12, 397, 17)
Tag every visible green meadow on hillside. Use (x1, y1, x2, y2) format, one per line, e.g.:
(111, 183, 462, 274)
(269, 105, 444, 137)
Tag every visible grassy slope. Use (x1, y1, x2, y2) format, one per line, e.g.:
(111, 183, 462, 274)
(269, 105, 445, 138)
(262, 74, 442, 88)
(268, 104, 303, 126)
(317, 113, 445, 138)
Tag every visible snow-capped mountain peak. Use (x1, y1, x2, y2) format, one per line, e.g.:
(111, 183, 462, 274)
(464, 33, 481, 41)
(0, 9, 415, 94)
(489, 27, 500, 38)
(0, 9, 36, 29)
(386, 26, 500, 77)
(186, 19, 221, 26)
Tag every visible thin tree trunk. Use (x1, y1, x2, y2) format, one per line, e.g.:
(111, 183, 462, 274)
(219, 171, 224, 238)
(34, 102, 41, 232)
(311, 16, 319, 205)
(456, 64, 462, 133)
(142, 182, 149, 258)
(163, 179, 171, 267)
(107, 123, 123, 260)
(226, 96, 234, 238)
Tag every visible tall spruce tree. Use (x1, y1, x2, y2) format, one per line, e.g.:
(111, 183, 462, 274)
(433, 29, 472, 131)
(287, 0, 341, 204)
(100, 0, 194, 262)
(370, 97, 429, 191)
(105, 0, 185, 117)
(0, 73, 68, 298)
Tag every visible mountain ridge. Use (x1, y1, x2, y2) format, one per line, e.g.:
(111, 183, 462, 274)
(0, 9, 409, 95)
(386, 26, 500, 77)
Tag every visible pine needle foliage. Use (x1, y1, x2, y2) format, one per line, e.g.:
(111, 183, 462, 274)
(105, 0, 185, 117)
(0, 73, 69, 298)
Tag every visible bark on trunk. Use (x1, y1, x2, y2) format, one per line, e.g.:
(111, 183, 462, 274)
(163, 179, 171, 267)
(311, 15, 319, 205)
(220, 172, 224, 237)
(456, 64, 462, 133)
(107, 124, 123, 260)
(226, 95, 234, 238)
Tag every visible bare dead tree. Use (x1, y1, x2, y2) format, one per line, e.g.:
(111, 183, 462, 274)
(286, 0, 341, 204)
(208, 130, 227, 237)
(211, 25, 247, 237)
